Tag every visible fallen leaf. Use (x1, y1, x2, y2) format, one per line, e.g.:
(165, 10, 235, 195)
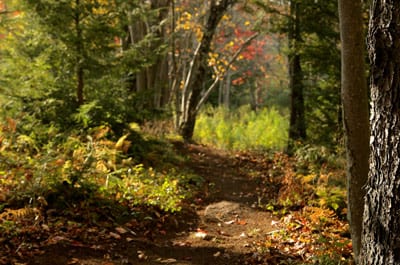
(109, 232, 121, 239)
(271, 220, 280, 226)
(47, 236, 69, 244)
(67, 258, 80, 265)
(90, 245, 102, 250)
(137, 251, 147, 260)
(237, 219, 247, 225)
(239, 232, 247, 238)
(115, 227, 127, 234)
(217, 230, 231, 237)
(194, 231, 207, 239)
(160, 258, 177, 263)
(70, 240, 85, 247)
(173, 241, 191, 247)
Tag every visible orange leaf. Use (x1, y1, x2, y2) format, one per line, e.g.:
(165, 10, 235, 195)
(237, 219, 247, 225)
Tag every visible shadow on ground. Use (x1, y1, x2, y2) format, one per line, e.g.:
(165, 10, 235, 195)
(31, 242, 244, 265)
(22, 143, 291, 265)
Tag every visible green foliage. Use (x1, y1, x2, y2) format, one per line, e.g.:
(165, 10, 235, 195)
(0, 120, 193, 213)
(301, 0, 341, 147)
(105, 164, 187, 212)
(294, 144, 344, 174)
(258, 0, 341, 147)
(315, 186, 346, 213)
(194, 105, 289, 151)
(0, 0, 168, 133)
(260, 146, 346, 217)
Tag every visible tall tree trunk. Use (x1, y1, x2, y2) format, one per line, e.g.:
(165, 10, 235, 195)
(360, 1, 400, 264)
(338, 0, 369, 263)
(288, 0, 306, 151)
(75, 0, 84, 105)
(223, 71, 231, 109)
(126, 0, 169, 109)
(178, 0, 236, 141)
(76, 67, 84, 105)
(150, 0, 170, 109)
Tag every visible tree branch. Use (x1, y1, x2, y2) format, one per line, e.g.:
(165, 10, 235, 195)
(194, 32, 259, 113)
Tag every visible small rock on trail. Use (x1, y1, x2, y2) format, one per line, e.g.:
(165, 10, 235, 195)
(203, 201, 242, 222)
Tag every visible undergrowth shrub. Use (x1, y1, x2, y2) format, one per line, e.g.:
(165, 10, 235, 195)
(264, 147, 346, 217)
(294, 144, 345, 174)
(0, 119, 194, 213)
(194, 105, 289, 151)
(294, 145, 347, 214)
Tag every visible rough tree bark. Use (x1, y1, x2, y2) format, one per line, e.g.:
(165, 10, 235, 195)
(360, 1, 400, 264)
(338, 0, 369, 263)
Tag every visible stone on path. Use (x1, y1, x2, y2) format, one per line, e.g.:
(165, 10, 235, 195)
(203, 201, 243, 222)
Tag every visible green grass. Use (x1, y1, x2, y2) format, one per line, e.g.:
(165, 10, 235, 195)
(194, 105, 289, 151)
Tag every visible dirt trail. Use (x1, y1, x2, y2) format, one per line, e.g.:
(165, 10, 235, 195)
(30, 143, 278, 265)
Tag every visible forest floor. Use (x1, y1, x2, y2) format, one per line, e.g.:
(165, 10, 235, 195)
(1, 142, 353, 265)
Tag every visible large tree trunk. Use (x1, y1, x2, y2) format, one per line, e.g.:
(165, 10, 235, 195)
(360, 1, 400, 264)
(178, 0, 236, 141)
(338, 0, 369, 263)
(287, 0, 306, 151)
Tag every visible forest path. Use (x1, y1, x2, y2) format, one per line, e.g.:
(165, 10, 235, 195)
(31, 143, 280, 265)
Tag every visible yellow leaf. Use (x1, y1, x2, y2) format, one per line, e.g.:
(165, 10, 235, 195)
(115, 134, 129, 150)
(301, 174, 316, 184)
(222, 14, 230, 20)
(129, 122, 141, 132)
(96, 161, 109, 173)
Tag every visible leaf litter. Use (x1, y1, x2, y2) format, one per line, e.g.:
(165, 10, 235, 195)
(0, 142, 352, 264)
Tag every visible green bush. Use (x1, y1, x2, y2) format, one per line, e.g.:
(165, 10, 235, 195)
(194, 105, 289, 151)
(0, 120, 192, 213)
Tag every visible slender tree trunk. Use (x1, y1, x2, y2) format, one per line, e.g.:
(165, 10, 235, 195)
(75, 0, 84, 105)
(125, 0, 169, 109)
(223, 71, 231, 109)
(151, 0, 170, 108)
(218, 80, 223, 106)
(77, 67, 84, 105)
(288, 0, 306, 151)
(178, 0, 236, 141)
(360, 1, 400, 264)
(338, 0, 369, 263)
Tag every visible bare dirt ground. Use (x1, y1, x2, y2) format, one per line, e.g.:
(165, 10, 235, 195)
(10, 143, 282, 265)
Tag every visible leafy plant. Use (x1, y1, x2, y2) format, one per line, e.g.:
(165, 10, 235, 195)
(194, 105, 289, 151)
(0, 119, 195, 213)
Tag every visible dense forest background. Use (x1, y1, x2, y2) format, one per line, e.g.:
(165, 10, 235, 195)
(0, 0, 341, 149)
(0, 0, 363, 264)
